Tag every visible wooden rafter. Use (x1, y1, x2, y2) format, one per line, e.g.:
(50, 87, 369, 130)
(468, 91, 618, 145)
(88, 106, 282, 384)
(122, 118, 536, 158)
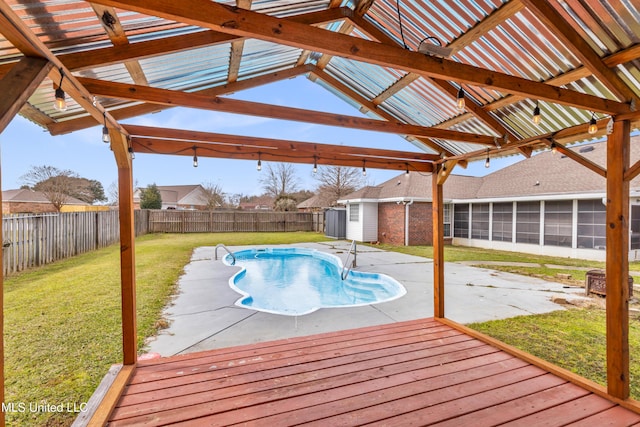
(349, 9, 526, 155)
(447, 0, 525, 55)
(227, 0, 253, 83)
(0, 8, 348, 79)
(0, 1, 125, 135)
(308, 67, 454, 156)
(79, 77, 497, 144)
(543, 139, 606, 178)
(90, 3, 149, 86)
(428, 42, 640, 132)
(48, 65, 309, 135)
(372, 73, 421, 106)
(88, 0, 630, 115)
(125, 124, 436, 172)
(522, 0, 639, 105)
(0, 57, 52, 133)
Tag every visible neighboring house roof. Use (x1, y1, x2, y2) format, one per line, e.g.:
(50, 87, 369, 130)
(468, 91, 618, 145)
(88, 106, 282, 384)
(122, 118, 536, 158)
(239, 195, 274, 210)
(2, 189, 88, 205)
(134, 185, 208, 206)
(339, 138, 640, 203)
(297, 193, 343, 209)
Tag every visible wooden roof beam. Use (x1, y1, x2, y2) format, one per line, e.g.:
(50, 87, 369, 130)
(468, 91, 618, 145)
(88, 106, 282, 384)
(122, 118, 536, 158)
(308, 67, 454, 156)
(132, 136, 432, 171)
(125, 124, 439, 162)
(0, 7, 349, 78)
(0, 1, 125, 135)
(522, 0, 639, 106)
(439, 42, 640, 126)
(88, 0, 630, 115)
(48, 65, 309, 135)
(0, 57, 52, 134)
(79, 77, 497, 144)
(90, 3, 149, 86)
(125, 125, 435, 172)
(349, 9, 526, 155)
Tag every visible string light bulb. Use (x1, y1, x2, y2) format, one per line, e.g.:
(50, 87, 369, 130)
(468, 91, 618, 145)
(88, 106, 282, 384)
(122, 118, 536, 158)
(101, 112, 110, 143)
(532, 101, 541, 125)
(550, 141, 557, 155)
(313, 156, 317, 174)
(456, 87, 465, 111)
(405, 163, 410, 176)
(128, 146, 135, 160)
(362, 160, 367, 177)
(257, 153, 262, 171)
(53, 69, 67, 111)
(192, 147, 198, 168)
(484, 150, 490, 168)
(588, 113, 598, 135)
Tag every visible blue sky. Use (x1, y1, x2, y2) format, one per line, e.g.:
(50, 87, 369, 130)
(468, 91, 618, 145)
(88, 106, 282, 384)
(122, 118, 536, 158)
(0, 75, 517, 199)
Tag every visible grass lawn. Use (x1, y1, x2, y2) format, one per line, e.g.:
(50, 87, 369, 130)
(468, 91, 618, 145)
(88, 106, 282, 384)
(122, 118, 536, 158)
(4, 232, 326, 427)
(371, 243, 640, 284)
(375, 242, 640, 400)
(468, 308, 640, 400)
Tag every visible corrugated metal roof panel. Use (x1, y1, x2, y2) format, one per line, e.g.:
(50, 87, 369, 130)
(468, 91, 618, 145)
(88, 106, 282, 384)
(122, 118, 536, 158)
(323, 57, 405, 101)
(238, 39, 302, 80)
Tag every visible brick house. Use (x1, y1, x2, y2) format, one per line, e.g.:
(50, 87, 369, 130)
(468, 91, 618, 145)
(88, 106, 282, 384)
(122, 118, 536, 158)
(337, 174, 475, 246)
(339, 138, 640, 261)
(2, 189, 88, 214)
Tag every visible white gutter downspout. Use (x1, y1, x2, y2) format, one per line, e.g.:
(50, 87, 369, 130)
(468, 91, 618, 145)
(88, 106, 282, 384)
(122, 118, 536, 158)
(404, 198, 414, 246)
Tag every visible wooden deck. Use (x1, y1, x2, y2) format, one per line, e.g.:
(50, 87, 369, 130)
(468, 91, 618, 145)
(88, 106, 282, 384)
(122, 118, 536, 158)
(105, 318, 640, 426)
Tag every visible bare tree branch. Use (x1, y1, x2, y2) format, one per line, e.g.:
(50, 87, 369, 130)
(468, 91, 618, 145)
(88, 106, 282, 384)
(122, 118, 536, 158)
(259, 163, 299, 199)
(314, 166, 366, 206)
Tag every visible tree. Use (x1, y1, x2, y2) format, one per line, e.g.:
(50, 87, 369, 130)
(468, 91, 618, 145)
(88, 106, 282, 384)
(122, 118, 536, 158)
(139, 183, 162, 209)
(273, 195, 298, 211)
(260, 163, 299, 199)
(313, 165, 367, 206)
(20, 165, 79, 211)
(20, 166, 108, 210)
(200, 182, 226, 210)
(108, 179, 138, 206)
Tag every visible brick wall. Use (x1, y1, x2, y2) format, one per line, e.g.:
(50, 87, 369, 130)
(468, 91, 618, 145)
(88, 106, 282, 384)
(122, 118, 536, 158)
(378, 202, 434, 246)
(408, 202, 433, 245)
(3, 202, 56, 214)
(378, 203, 405, 245)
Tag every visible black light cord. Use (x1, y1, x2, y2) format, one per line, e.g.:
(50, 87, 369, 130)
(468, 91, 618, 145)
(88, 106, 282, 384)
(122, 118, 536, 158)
(396, 0, 409, 50)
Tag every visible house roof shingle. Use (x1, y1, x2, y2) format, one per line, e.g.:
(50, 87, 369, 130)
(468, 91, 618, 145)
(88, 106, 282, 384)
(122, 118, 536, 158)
(2, 189, 88, 205)
(339, 136, 640, 203)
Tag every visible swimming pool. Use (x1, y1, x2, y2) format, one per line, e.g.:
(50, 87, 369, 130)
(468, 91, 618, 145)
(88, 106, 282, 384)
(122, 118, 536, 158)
(223, 247, 406, 316)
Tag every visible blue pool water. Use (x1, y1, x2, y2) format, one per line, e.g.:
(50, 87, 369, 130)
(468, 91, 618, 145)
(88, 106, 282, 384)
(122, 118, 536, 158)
(224, 248, 406, 316)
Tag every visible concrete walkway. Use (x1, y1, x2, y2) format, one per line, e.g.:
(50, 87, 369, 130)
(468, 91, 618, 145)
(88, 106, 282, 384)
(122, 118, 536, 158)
(146, 241, 589, 357)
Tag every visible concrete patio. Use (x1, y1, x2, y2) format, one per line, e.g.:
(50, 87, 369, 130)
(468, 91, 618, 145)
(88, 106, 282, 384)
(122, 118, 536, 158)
(146, 241, 589, 357)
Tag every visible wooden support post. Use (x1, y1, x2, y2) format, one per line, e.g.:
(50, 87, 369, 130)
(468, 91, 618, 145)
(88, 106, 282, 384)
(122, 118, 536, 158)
(432, 163, 445, 318)
(111, 131, 137, 365)
(606, 119, 630, 399)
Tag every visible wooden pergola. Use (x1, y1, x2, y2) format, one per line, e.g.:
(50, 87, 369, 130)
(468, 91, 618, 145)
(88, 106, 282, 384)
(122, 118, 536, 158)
(2, 0, 640, 424)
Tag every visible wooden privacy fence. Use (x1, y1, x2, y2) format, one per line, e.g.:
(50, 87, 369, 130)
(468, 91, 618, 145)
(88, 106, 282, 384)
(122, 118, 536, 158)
(148, 210, 323, 233)
(2, 209, 324, 275)
(2, 210, 150, 275)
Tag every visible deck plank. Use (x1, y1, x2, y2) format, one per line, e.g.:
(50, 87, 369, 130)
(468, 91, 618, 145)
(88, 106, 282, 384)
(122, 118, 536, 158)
(499, 394, 616, 426)
(104, 318, 640, 426)
(117, 334, 487, 409)
(566, 406, 640, 426)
